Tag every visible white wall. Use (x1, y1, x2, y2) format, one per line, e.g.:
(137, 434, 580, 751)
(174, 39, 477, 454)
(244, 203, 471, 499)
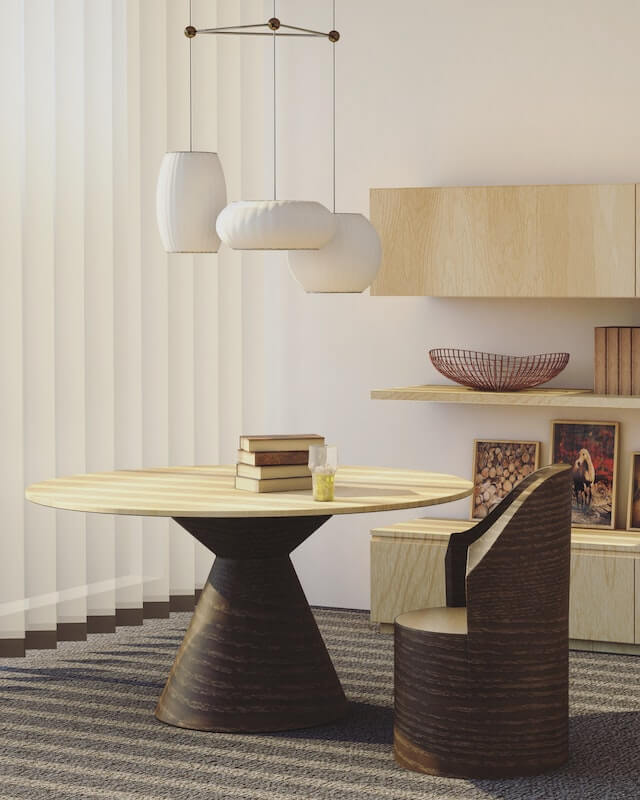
(229, 0, 640, 609)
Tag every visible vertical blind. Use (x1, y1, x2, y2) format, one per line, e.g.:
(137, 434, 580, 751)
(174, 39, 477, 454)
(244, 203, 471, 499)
(0, 0, 246, 654)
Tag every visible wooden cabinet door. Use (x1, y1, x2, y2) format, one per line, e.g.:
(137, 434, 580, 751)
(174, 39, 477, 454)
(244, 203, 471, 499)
(370, 184, 636, 297)
(370, 539, 447, 624)
(570, 552, 635, 643)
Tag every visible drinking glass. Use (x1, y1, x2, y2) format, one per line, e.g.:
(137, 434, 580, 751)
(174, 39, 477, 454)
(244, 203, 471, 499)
(308, 445, 338, 502)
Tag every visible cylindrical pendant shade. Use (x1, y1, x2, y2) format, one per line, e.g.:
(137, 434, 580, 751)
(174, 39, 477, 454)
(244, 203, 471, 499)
(288, 213, 381, 293)
(216, 200, 336, 250)
(156, 151, 227, 253)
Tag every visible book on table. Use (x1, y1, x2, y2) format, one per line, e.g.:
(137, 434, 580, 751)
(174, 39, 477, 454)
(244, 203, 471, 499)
(236, 463, 311, 480)
(234, 475, 313, 493)
(239, 434, 324, 453)
(237, 449, 310, 467)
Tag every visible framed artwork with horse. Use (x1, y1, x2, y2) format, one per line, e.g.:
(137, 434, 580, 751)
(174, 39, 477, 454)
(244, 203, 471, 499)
(627, 453, 640, 531)
(551, 420, 619, 530)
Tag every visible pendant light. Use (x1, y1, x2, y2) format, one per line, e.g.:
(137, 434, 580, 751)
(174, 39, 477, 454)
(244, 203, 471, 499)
(156, 2, 227, 253)
(215, 6, 336, 251)
(288, 1, 381, 293)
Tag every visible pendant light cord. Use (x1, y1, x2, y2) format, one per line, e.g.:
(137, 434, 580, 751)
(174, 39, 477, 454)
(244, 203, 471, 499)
(332, 0, 336, 213)
(189, 0, 193, 151)
(273, 0, 277, 200)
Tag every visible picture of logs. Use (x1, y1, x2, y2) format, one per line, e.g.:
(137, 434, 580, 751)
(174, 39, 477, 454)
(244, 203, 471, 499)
(471, 439, 541, 520)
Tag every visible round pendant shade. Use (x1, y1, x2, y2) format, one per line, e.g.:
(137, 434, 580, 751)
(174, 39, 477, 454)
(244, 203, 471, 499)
(287, 213, 381, 293)
(216, 200, 336, 250)
(156, 151, 227, 253)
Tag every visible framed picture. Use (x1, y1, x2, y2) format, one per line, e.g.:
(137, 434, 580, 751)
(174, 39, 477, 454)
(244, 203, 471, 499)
(550, 420, 619, 530)
(471, 439, 540, 520)
(627, 453, 640, 531)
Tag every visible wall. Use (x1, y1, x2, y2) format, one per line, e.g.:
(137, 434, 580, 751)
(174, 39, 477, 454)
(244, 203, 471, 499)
(228, 0, 640, 609)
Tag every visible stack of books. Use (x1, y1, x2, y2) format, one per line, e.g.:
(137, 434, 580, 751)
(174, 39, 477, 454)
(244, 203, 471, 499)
(594, 327, 640, 395)
(235, 434, 324, 493)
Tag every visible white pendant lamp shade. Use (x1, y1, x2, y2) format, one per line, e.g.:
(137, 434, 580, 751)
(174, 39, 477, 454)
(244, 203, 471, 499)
(156, 151, 227, 253)
(216, 200, 337, 250)
(288, 213, 381, 293)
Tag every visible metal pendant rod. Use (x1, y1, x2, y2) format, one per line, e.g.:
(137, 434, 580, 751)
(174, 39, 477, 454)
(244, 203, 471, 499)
(196, 23, 271, 33)
(191, 31, 327, 38)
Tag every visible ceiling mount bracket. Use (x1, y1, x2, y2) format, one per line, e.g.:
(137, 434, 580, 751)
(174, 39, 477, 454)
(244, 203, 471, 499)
(184, 18, 340, 41)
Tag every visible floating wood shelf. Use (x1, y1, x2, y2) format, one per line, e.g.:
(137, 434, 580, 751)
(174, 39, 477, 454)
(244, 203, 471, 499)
(370, 384, 640, 409)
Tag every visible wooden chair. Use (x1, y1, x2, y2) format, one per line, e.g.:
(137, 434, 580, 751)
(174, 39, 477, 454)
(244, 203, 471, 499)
(393, 463, 572, 778)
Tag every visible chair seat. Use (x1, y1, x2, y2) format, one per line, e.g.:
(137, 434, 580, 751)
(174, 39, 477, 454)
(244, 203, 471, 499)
(395, 606, 468, 635)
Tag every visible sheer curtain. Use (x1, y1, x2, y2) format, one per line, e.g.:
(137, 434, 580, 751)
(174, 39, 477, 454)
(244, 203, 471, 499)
(0, 0, 243, 656)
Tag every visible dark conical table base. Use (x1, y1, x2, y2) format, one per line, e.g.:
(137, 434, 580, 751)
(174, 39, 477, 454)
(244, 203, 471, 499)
(155, 515, 348, 733)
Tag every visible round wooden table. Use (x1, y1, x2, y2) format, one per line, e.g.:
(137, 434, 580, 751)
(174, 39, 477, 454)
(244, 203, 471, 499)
(26, 465, 472, 733)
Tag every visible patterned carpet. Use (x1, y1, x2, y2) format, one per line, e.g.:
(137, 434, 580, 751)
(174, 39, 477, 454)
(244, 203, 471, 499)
(1, 607, 639, 799)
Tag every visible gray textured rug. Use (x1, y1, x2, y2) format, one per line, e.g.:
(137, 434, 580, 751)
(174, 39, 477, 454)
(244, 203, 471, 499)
(1, 607, 639, 799)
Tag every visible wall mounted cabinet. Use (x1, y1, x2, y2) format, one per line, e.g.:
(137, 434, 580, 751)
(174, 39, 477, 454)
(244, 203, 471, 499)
(370, 183, 638, 297)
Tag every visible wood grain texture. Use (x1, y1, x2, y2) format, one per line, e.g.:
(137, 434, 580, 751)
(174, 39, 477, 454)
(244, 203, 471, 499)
(371, 384, 640, 408)
(370, 539, 447, 623)
(569, 551, 635, 643)
(155, 515, 348, 732)
(25, 465, 472, 519)
(393, 465, 572, 778)
(370, 184, 635, 297)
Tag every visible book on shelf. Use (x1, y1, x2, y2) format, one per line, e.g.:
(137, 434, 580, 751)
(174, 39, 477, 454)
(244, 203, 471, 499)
(237, 449, 310, 467)
(605, 327, 619, 395)
(236, 463, 311, 480)
(594, 326, 640, 396)
(234, 475, 313, 493)
(594, 327, 607, 394)
(619, 327, 632, 395)
(238, 434, 324, 453)
(633, 329, 640, 395)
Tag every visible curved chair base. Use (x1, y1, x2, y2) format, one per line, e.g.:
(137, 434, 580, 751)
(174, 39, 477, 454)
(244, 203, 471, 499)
(394, 614, 569, 779)
(393, 728, 568, 779)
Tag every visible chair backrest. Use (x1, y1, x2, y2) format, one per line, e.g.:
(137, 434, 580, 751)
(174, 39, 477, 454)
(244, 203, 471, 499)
(444, 465, 553, 607)
(465, 463, 572, 638)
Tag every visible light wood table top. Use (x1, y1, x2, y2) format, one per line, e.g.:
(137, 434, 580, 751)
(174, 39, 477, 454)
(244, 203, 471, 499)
(25, 465, 473, 519)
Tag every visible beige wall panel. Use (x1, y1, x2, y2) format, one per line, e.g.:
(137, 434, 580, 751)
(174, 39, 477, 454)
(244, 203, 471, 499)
(23, 0, 58, 635)
(370, 184, 635, 298)
(140, 0, 170, 604)
(113, 0, 143, 613)
(569, 552, 634, 643)
(0, 0, 26, 641)
(54, 0, 87, 627)
(370, 539, 447, 624)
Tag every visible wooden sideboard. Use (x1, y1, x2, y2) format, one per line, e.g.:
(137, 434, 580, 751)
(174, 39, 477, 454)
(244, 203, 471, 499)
(370, 183, 639, 297)
(370, 517, 640, 654)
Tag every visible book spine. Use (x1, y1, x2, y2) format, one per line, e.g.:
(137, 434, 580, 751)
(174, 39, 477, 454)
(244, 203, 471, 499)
(605, 327, 619, 395)
(594, 327, 607, 394)
(237, 449, 310, 466)
(633, 329, 640, 395)
(619, 327, 632, 395)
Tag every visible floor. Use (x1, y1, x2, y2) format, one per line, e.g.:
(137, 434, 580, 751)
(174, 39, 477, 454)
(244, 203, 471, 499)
(0, 607, 639, 799)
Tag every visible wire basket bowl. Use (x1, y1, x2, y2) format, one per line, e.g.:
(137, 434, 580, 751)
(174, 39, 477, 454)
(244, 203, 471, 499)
(429, 349, 570, 392)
